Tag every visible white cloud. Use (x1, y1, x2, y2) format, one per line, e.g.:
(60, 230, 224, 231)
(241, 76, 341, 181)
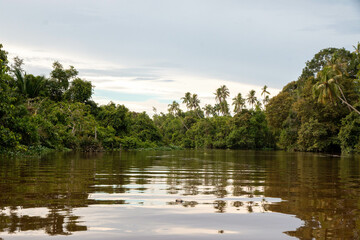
(92, 95, 169, 117)
(4, 43, 127, 74)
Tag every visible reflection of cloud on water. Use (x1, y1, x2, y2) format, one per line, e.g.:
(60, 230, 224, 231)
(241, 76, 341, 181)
(71, 204, 302, 239)
(153, 227, 239, 235)
(1, 207, 50, 218)
(90, 227, 117, 231)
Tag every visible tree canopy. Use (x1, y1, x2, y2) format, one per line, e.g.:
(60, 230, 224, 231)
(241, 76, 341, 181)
(0, 43, 359, 154)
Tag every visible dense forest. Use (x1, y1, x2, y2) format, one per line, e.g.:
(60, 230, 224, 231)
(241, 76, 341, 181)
(0, 43, 359, 154)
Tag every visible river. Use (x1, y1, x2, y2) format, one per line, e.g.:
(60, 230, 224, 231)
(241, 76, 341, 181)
(0, 150, 359, 239)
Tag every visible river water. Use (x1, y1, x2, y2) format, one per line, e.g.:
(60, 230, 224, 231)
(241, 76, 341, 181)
(0, 150, 359, 239)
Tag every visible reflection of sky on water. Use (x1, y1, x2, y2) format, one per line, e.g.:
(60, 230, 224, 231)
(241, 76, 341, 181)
(4, 206, 300, 240)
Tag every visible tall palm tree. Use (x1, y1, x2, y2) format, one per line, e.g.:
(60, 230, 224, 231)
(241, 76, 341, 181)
(181, 92, 192, 110)
(152, 107, 157, 115)
(255, 100, 262, 110)
(261, 85, 270, 107)
(326, 54, 347, 76)
(263, 95, 270, 106)
(190, 93, 202, 118)
(190, 94, 200, 110)
(313, 66, 360, 115)
(214, 88, 222, 104)
(261, 85, 270, 97)
(203, 104, 213, 118)
(232, 93, 246, 114)
(214, 85, 229, 103)
(247, 90, 257, 109)
(220, 101, 230, 116)
(167, 101, 189, 130)
(326, 55, 351, 108)
(220, 85, 230, 101)
(214, 85, 230, 115)
(213, 103, 221, 116)
(168, 101, 180, 116)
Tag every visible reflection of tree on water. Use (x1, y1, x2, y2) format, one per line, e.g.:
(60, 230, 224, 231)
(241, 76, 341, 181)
(0, 207, 86, 235)
(0, 152, 99, 236)
(163, 151, 360, 239)
(214, 200, 226, 213)
(169, 198, 270, 213)
(165, 151, 268, 213)
(263, 154, 360, 239)
(169, 200, 198, 207)
(0, 151, 164, 236)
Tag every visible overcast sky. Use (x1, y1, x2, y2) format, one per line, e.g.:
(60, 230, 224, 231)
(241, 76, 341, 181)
(1, 0, 359, 114)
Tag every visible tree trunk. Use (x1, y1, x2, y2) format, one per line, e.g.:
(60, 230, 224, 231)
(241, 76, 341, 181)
(337, 95, 360, 115)
(179, 117, 189, 130)
(337, 86, 351, 111)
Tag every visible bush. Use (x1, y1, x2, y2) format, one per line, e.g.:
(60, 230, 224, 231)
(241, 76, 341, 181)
(79, 136, 102, 152)
(339, 112, 360, 153)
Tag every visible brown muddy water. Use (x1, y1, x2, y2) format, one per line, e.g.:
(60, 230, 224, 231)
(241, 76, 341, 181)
(0, 150, 359, 239)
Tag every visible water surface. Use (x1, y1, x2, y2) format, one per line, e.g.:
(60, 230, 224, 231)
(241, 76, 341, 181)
(0, 150, 359, 239)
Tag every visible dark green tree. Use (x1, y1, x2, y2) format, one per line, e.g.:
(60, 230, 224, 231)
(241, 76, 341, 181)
(47, 61, 78, 101)
(65, 78, 93, 103)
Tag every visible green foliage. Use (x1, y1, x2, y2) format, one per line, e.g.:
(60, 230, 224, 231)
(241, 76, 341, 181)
(79, 136, 101, 152)
(50, 61, 78, 91)
(13, 68, 46, 99)
(232, 93, 246, 114)
(65, 78, 93, 103)
(0, 125, 22, 150)
(338, 112, 360, 153)
(266, 45, 360, 152)
(278, 111, 300, 150)
(34, 100, 97, 150)
(97, 102, 130, 136)
(266, 91, 294, 130)
(298, 47, 352, 87)
(173, 110, 275, 150)
(1, 42, 360, 154)
(120, 136, 156, 149)
(129, 112, 162, 144)
(47, 61, 78, 101)
(0, 44, 8, 71)
(297, 118, 335, 152)
(214, 85, 230, 116)
(154, 114, 185, 146)
(97, 126, 119, 149)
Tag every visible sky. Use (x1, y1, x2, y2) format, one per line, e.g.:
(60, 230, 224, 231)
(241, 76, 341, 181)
(0, 0, 359, 115)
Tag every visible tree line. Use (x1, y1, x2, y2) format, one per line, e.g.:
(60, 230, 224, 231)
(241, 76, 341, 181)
(0, 43, 359, 153)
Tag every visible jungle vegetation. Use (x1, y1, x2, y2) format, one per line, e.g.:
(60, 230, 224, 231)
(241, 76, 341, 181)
(0, 43, 359, 153)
